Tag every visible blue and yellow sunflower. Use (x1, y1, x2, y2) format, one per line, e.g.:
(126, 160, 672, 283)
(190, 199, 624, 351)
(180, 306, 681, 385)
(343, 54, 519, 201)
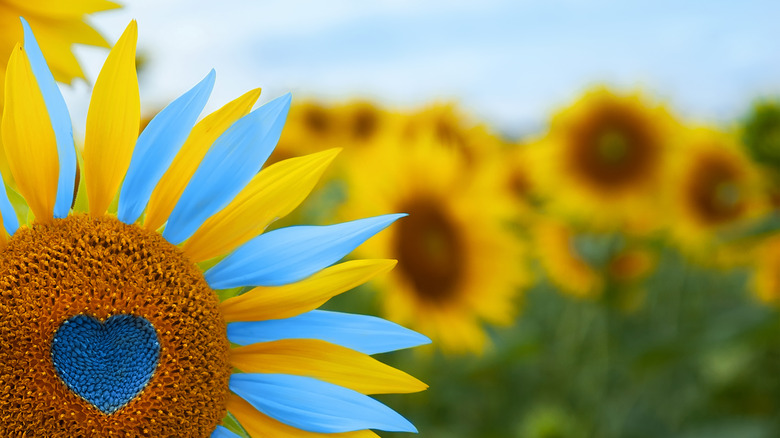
(0, 19, 428, 437)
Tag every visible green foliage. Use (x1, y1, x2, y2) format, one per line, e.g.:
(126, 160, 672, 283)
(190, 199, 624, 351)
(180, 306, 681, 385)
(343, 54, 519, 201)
(742, 99, 780, 170)
(372, 249, 780, 438)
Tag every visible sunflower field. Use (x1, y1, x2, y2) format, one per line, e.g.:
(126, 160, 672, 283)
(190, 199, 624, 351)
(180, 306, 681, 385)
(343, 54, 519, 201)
(0, 1, 779, 437)
(258, 93, 780, 438)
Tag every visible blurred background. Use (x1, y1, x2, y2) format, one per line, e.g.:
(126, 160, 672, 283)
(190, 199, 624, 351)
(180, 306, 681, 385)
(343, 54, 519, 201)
(54, 1, 780, 437)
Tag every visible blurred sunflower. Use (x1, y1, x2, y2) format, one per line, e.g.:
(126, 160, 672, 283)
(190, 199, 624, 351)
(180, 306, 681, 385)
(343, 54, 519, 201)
(502, 143, 541, 221)
(0, 21, 428, 437)
(0, 0, 116, 85)
(267, 101, 334, 165)
(750, 234, 780, 304)
(402, 103, 503, 167)
(0, 0, 117, 185)
(268, 100, 394, 166)
(343, 100, 389, 143)
(535, 220, 603, 299)
(666, 128, 768, 263)
(535, 219, 654, 307)
(531, 88, 678, 231)
(264, 101, 398, 228)
(341, 133, 526, 354)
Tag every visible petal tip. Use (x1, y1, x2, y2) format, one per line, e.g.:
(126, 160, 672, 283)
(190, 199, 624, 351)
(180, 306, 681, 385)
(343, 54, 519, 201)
(18, 16, 30, 32)
(386, 213, 408, 223)
(124, 20, 139, 41)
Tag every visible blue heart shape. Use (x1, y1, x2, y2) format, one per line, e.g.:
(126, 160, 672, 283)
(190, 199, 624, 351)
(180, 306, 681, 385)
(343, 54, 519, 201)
(51, 314, 161, 414)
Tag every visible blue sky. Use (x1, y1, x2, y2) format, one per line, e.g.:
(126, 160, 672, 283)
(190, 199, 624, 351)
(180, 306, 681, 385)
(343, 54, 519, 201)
(61, 0, 780, 137)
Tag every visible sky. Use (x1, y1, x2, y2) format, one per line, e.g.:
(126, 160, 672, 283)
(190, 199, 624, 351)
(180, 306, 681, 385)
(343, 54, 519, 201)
(60, 0, 780, 138)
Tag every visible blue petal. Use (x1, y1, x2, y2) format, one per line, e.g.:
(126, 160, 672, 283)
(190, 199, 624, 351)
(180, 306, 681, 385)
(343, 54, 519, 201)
(163, 93, 291, 244)
(229, 373, 417, 433)
(21, 18, 76, 219)
(227, 310, 431, 355)
(205, 214, 405, 289)
(117, 70, 216, 224)
(0, 173, 19, 235)
(210, 426, 241, 438)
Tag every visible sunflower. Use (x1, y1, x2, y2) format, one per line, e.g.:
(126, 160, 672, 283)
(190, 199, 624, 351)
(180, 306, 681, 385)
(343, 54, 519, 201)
(0, 0, 117, 187)
(0, 0, 116, 85)
(0, 20, 428, 437)
(665, 128, 768, 263)
(534, 219, 655, 306)
(535, 220, 603, 299)
(531, 88, 678, 232)
(502, 143, 542, 221)
(268, 100, 394, 167)
(402, 103, 503, 168)
(264, 101, 400, 229)
(341, 101, 390, 143)
(340, 131, 525, 354)
(750, 234, 780, 304)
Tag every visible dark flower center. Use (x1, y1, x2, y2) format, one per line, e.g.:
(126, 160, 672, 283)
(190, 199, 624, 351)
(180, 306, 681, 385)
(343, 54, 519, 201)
(351, 106, 380, 141)
(686, 152, 746, 225)
(303, 106, 331, 135)
(394, 199, 465, 303)
(0, 215, 230, 437)
(566, 101, 660, 191)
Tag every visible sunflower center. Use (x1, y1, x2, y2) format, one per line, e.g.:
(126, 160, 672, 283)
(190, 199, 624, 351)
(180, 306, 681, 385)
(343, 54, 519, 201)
(597, 129, 629, 164)
(394, 199, 464, 303)
(569, 105, 658, 191)
(687, 155, 746, 225)
(0, 215, 230, 437)
(714, 181, 742, 209)
(436, 119, 467, 149)
(510, 169, 532, 200)
(351, 108, 379, 141)
(303, 106, 331, 135)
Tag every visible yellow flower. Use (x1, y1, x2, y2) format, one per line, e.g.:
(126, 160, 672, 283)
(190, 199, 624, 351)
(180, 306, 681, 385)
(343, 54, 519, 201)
(535, 220, 603, 299)
(0, 20, 427, 437)
(0, 0, 117, 86)
(535, 219, 655, 306)
(750, 234, 780, 304)
(342, 100, 389, 143)
(502, 143, 542, 221)
(665, 127, 768, 263)
(402, 103, 503, 167)
(0, 0, 117, 188)
(268, 100, 395, 166)
(341, 132, 527, 354)
(267, 101, 334, 164)
(531, 88, 678, 232)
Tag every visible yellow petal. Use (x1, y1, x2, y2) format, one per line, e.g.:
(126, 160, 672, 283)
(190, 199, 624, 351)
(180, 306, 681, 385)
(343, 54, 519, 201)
(182, 148, 339, 262)
(3, 0, 119, 17)
(227, 394, 379, 438)
(82, 21, 139, 216)
(220, 259, 396, 323)
(27, 17, 110, 49)
(1, 44, 59, 223)
(14, 13, 113, 84)
(231, 339, 428, 395)
(0, 14, 19, 189)
(144, 88, 261, 231)
(0, 138, 16, 191)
